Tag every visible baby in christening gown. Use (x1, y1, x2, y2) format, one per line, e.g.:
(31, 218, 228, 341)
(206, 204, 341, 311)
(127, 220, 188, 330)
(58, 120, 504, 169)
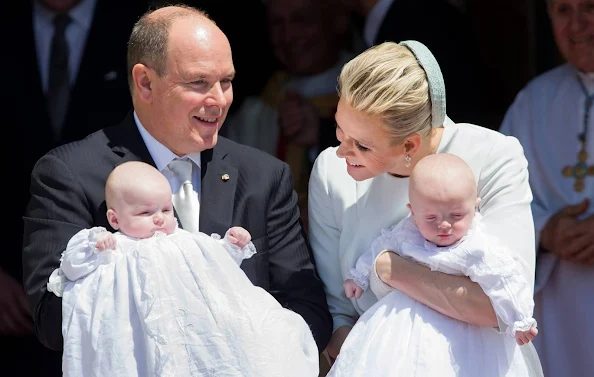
(329, 154, 543, 377)
(47, 161, 318, 377)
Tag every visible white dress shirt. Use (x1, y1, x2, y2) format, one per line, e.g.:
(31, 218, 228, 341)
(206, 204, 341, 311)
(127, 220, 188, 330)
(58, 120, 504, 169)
(133, 112, 202, 219)
(33, 0, 97, 92)
(363, 0, 395, 47)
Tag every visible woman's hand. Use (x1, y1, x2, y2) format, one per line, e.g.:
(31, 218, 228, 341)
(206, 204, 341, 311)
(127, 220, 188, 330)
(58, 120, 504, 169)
(325, 325, 352, 361)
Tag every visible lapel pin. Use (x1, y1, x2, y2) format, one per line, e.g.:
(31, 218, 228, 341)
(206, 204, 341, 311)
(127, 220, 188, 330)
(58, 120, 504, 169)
(221, 173, 230, 181)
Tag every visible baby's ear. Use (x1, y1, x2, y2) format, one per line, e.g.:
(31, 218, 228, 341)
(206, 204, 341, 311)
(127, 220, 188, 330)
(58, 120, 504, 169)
(475, 197, 482, 210)
(407, 203, 414, 216)
(106, 209, 119, 230)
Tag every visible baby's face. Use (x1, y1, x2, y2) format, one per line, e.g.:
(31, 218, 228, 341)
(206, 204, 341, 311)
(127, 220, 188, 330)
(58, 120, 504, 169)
(409, 190, 478, 247)
(115, 185, 177, 239)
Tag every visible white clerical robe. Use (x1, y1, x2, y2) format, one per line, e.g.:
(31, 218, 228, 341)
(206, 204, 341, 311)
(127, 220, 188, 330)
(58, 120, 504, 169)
(499, 63, 594, 377)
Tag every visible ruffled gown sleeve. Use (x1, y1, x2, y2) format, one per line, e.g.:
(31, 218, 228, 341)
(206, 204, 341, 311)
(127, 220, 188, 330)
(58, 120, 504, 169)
(209, 229, 257, 266)
(47, 227, 112, 297)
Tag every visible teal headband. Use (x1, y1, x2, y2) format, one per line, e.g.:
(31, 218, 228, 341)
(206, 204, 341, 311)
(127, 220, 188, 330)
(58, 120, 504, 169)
(398, 40, 447, 127)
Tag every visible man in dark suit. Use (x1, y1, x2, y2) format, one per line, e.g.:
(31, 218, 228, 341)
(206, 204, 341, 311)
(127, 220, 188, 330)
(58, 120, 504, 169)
(352, 0, 488, 126)
(22, 3, 332, 357)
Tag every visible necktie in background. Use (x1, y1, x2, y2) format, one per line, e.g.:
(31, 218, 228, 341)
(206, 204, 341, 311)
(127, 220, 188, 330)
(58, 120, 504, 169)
(47, 13, 72, 138)
(167, 158, 200, 233)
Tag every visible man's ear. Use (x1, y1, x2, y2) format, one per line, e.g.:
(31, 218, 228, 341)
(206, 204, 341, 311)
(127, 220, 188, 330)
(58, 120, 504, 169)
(106, 209, 120, 230)
(131, 63, 155, 103)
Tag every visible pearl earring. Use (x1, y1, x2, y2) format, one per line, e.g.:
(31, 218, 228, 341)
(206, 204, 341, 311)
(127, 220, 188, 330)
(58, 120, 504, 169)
(405, 155, 412, 168)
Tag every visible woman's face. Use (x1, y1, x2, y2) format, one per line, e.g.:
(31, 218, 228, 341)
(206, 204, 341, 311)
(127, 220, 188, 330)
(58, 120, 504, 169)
(334, 99, 405, 181)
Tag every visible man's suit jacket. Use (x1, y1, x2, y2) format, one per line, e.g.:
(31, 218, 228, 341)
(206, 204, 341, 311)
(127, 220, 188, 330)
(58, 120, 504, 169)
(374, 0, 488, 126)
(10, 0, 148, 281)
(22, 112, 332, 352)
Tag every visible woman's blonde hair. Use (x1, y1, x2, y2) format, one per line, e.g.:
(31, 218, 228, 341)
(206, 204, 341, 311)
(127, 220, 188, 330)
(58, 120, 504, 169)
(338, 42, 433, 144)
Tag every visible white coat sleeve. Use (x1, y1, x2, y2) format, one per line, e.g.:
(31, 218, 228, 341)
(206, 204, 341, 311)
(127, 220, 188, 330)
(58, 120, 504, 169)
(308, 153, 358, 332)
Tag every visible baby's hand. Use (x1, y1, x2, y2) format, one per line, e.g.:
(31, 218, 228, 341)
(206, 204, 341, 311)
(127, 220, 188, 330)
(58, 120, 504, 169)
(515, 326, 538, 346)
(96, 232, 117, 252)
(226, 226, 251, 248)
(343, 279, 364, 299)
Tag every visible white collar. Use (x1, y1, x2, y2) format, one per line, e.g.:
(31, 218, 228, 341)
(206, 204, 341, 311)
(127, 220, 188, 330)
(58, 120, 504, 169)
(576, 70, 594, 94)
(363, 0, 395, 47)
(133, 111, 201, 172)
(34, 0, 97, 31)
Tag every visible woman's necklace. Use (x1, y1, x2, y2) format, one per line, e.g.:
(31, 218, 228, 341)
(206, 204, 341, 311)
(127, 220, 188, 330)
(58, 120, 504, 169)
(562, 74, 594, 192)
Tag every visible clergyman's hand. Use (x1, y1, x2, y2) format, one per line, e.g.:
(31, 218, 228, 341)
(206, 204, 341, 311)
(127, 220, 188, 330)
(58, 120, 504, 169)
(563, 214, 594, 265)
(0, 268, 33, 336)
(541, 199, 591, 263)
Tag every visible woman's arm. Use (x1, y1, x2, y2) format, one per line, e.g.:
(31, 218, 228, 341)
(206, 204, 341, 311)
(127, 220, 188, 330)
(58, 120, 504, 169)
(308, 151, 359, 331)
(377, 136, 534, 328)
(376, 251, 497, 326)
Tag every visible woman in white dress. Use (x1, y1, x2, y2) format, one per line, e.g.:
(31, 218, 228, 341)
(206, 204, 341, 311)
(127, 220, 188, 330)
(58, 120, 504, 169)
(48, 161, 319, 377)
(331, 153, 539, 376)
(308, 41, 543, 375)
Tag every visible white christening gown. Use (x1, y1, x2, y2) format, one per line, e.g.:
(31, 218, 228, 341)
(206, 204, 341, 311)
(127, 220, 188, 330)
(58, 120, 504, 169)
(47, 227, 319, 377)
(328, 214, 543, 377)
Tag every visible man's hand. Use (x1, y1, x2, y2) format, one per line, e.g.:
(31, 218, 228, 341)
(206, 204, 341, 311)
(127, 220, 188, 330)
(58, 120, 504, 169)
(96, 232, 117, 251)
(278, 90, 319, 147)
(0, 269, 33, 336)
(515, 326, 538, 346)
(325, 325, 352, 361)
(227, 226, 252, 248)
(541, 199, 593, 265)
(343, 279, 364, 299)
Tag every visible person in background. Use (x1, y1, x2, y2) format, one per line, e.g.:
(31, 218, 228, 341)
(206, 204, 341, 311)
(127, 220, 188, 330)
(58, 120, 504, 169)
(499, 1, 594, 375)
(223, 0, 357, 228)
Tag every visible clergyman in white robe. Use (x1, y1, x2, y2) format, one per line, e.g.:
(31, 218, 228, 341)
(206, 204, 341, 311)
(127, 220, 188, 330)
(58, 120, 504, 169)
(499, 63, 594, 377)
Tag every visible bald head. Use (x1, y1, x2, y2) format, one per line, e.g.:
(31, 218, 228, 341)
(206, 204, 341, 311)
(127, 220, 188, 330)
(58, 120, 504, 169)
(409, 153, 477, 205)
(127, 5, 221, 91)
(105, 161, 171, 210)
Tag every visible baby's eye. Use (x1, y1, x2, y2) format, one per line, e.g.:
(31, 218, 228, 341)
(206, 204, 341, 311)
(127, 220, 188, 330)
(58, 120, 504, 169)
(425, 216, 436, 221)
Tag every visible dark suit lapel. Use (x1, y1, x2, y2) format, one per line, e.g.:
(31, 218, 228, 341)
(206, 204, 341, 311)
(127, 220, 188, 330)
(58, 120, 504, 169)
(199, 142, 238, 235)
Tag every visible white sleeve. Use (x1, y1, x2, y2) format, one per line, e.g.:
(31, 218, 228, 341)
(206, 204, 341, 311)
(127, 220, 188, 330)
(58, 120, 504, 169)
(308, 152, 358, 331)
(422, 230, 537, 337)
(59, 227, 111, 281)
(476, 135, 536, 297)
(210, 230, 257, 266)
(499, 90, 554, 250)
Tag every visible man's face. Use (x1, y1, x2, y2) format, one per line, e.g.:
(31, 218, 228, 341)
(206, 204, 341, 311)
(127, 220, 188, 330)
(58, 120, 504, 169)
(549, 0, 594, 72)
(147, 19, 235, 156)
(266, 0, 341, 75)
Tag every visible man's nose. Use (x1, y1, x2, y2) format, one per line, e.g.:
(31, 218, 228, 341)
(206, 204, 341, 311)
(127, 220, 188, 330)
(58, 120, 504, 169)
(206, 82, 228, 108)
